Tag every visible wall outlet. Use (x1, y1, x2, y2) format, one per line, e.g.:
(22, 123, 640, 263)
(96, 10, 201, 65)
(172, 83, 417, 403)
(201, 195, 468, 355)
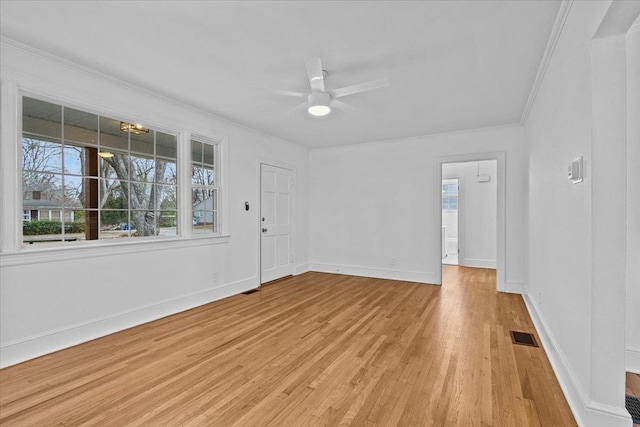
(290, 255, 294, 263)
(213, 272, 219, 283)
(391, 257, 396, 266)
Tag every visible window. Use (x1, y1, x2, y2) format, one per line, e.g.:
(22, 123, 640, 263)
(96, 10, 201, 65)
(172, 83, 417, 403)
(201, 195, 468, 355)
(442, 183, 458, 211)
(191, 139, 218, 234)
(22, 97, 177, 245)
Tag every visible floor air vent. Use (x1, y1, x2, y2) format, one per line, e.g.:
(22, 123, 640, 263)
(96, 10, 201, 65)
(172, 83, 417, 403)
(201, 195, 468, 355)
(626, 395, 640, 424)
(241, 289, 259, 295)
(510, 331, 538, 347)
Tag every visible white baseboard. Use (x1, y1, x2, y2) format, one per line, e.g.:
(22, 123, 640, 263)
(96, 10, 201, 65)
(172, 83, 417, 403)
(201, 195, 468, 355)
(504, 281, 524, 294)
(294, 263, 310, 275)
(522, 292, 632, 427)
(309, 263, 437, 284)
(585, 402, 634, 427)
(0, 276, 259, 369)
(627, 348, 640, 374)
(461, 258, 497, 269)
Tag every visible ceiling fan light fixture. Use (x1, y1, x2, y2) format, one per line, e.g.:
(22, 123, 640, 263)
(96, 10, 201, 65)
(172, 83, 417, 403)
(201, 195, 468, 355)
(307, 92, 331, 117)
(308, 105, 331, 117)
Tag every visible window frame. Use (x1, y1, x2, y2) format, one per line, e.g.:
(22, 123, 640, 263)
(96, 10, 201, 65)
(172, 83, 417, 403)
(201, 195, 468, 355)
(190, 136, 221, 236)
(441, 182, 459, 211)
(9, 92, 228, 253)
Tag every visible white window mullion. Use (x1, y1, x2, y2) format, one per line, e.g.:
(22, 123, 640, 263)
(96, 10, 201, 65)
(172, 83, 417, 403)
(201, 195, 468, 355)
(217, 138, 228, 236)
(178, 131, 192, 239)
(60, 106, 65, 240)
(215, 143, 222, 235)
(1, 81, 21, 252)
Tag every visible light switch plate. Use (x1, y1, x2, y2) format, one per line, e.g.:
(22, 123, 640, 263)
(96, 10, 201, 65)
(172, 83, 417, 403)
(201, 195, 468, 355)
(568, 157, 583, 184)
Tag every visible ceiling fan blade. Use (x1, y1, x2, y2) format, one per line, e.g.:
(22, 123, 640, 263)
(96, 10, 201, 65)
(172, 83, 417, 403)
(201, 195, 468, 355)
(330, 99, 356, 112)
(332, 78, 389, 98)
(285, 101, 308, 115)
(251, 87, 307, 98)
(306, 57, 325, 92)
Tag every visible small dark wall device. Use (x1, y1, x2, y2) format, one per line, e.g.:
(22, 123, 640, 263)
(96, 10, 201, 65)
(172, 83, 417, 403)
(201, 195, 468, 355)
(245, 201, 250, 211)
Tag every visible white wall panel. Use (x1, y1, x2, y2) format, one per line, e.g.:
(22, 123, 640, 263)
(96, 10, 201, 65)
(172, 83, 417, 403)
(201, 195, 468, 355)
(626, 28, 640, 374)
(0, 41, 309, 367)
(309, 125, 525, 287)
(524, 1, 636, 425)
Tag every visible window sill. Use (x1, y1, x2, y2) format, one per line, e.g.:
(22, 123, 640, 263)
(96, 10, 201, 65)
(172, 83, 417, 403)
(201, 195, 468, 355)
(0, 235, 231, 268)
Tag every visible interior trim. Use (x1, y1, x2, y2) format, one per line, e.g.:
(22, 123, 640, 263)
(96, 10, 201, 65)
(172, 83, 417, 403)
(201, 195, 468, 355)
(520, 0, 574, 124)
(0, 235, 230, 268)
(309, 263, 437, 285)
(523, 292, 632, 427)
(0, 275, 257, 369)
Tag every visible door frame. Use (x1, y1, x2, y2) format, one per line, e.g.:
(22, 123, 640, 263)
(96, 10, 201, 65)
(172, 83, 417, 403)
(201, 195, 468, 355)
(436, 152, 505, 291)
(441, 176, 464, 266)
(257, 159, 296, 285)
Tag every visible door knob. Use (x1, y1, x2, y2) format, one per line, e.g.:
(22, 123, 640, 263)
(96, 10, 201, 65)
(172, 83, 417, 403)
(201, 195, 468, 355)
(262, 228, 267, 232)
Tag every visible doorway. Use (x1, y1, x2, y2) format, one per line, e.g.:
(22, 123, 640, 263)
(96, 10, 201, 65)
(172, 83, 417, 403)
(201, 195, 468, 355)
(260, 163, 295, 284)
(441, 178, 460, 265)
(438, 155, 503, 290)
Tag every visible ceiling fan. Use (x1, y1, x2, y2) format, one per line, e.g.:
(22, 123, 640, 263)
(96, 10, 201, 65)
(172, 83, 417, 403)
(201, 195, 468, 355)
(257, 57, 389, 117)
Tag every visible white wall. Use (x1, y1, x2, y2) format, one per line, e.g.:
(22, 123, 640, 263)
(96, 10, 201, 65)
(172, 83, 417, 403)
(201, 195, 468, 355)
(523, 1, 635, 425)
(0, 41, 309, 368)
(627, 26, 640, 374)
(443, 160, 497, 269)
(525, 0, 599, 411)
(309, 125, 525, 288)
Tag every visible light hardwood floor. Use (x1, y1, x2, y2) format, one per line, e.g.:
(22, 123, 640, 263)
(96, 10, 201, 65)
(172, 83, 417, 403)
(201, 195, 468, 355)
(0, 267, 575, 426)
(628, 372, 640, 427)
(628, 372, 640, 397)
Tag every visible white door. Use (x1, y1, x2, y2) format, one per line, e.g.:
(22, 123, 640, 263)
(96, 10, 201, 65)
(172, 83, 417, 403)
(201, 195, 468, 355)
(260, 164, 294, 283)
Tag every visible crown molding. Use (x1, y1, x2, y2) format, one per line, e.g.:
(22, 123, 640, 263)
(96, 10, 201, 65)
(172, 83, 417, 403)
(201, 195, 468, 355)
(0, 37, 301, 149)
(520, 0, 573, 125)
(629, 16, 640, 35)
(309, 123, 521, 153)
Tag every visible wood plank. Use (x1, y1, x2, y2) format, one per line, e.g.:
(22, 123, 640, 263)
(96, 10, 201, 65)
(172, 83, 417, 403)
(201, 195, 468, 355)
(627, 372, 640, 396)
(0, 267, 576, 426)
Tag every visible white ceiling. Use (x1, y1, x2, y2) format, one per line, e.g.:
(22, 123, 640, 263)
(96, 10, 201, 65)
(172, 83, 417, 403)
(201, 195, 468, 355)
(0, 1, 561, 148)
